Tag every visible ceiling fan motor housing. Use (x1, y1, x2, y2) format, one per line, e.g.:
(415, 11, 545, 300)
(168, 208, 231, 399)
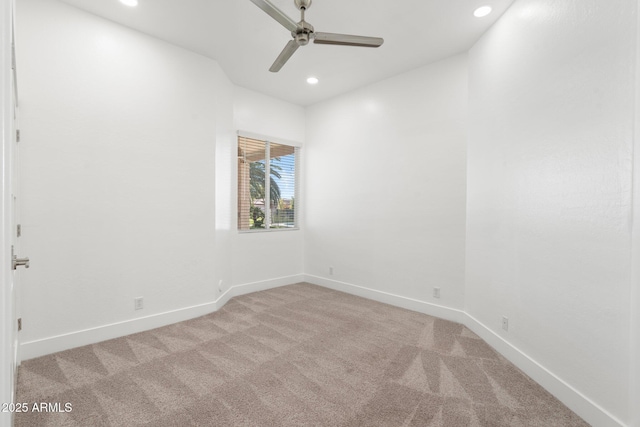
(293, 20, 314, 46)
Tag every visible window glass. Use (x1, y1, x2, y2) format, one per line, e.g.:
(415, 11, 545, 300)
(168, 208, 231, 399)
(238, 136, 298, 231)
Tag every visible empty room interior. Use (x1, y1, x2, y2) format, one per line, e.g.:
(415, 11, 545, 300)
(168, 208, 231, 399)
(1, 0, 640, 426)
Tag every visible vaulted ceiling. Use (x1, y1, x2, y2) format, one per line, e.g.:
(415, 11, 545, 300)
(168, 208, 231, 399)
(56, 0, 515, 106)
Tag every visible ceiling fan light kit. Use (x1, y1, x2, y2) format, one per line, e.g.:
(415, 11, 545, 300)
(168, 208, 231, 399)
(250, 0, 384, 72)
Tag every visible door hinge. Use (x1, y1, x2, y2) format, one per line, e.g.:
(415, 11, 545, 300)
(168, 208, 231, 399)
(16, 129, 20, 142)
(11, 40, 16, 71)
(17, 224, 21, 237)
(17, 318, 22, 332)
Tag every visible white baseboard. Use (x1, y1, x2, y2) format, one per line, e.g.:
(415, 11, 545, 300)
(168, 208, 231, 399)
(20, 274, 304, 361)
(232, 274, 305, 298)
(464, 314, 625, 427)
(304, 274, 466, 324)
(18, 274, 626, 427)
(20, 300, 220, 361)
(305, 274, 624, 427)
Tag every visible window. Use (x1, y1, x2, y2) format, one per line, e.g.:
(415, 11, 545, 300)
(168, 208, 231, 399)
(237, 134, 299, 231)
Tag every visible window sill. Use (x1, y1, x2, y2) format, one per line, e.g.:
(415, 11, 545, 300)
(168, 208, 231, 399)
(238, 227, 300, 234)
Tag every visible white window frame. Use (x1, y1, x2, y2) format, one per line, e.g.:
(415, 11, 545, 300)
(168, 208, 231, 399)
(237, 130, 300, 233)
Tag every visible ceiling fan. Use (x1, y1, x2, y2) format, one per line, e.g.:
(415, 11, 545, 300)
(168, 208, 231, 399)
(250, 0, 384, 72)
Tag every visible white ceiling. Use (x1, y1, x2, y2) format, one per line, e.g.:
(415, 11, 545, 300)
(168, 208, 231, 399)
(56, 0, 515, 106)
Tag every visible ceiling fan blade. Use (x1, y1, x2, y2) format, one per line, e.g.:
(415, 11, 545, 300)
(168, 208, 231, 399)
(313, 32, 384, 48)
(250, 0, 298, 32)
(269, 40, 300, 72)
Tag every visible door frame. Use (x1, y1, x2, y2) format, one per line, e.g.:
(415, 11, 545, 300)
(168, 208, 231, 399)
(631, 2, 640, 426)
(1, 0, 17, 426)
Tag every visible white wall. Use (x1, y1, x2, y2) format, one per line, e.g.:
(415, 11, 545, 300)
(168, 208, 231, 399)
(16, 0, 307, 359)
(466, 0, 636, 425)
(231, 87, 305, 288)
(304, 54, 468, 319)
(17, 0, 233, 356)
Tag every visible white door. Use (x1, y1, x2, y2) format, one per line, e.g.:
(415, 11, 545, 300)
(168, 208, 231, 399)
(11, 8, 27, 368)
(1, 1, 22, 426)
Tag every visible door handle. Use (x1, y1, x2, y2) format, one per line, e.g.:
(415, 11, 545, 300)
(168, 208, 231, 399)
(11, 246, 29, 270)
(13, 255, 29, 270)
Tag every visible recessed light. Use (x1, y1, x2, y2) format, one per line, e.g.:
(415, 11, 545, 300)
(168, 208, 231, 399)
(306, 76, 319, 85)
(120, 0, 138, 7)
(473, 5, 492, 17)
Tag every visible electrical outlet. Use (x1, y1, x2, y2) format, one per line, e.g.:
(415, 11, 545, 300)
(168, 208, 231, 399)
(329, 266, 334, 275)
(218, 280, 223, 293)
(134, 297, 144, 311)
(502, 316, 508, 331)
(433, 287, 441, 299)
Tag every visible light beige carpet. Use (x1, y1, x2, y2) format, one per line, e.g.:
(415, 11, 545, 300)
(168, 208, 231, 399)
(16, 283, 589, 426)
